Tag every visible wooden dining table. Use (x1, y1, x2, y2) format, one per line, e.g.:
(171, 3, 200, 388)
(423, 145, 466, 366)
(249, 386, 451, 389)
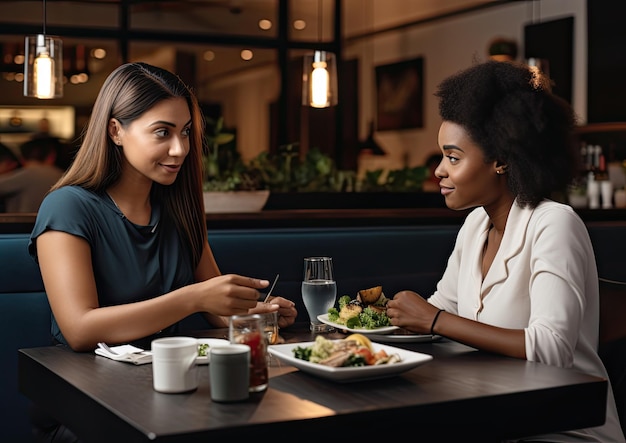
(18, 323, 608, 442)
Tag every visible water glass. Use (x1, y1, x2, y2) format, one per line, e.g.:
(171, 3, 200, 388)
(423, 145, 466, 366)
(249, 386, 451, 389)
(229, 314, 269, 392)
(302, 256, 337, 333)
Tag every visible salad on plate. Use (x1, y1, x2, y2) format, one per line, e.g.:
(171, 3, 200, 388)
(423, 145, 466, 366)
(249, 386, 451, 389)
(327, 285, 392, 330)
(293, 334, 401, 367)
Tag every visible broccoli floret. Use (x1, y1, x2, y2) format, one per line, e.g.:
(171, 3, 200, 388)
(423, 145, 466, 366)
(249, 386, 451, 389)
(293, 345, 312, 361)
(327, 307, 340, 322)
(337, 295, 351, 310)
(346, 315, 362, 329)
(344, 353, 366, 367)
(360, 306, 392, 329)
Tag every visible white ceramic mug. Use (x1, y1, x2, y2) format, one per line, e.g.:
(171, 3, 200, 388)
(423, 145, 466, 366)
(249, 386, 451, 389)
(209, 344, 250, 402)
(151, 337, 199, 394)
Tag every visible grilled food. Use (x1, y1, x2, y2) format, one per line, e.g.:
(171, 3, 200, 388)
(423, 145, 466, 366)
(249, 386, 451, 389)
(357, 285, 383, 304)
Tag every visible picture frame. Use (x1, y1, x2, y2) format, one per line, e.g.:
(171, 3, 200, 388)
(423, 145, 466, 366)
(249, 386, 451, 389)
(375, 57, 424, 131)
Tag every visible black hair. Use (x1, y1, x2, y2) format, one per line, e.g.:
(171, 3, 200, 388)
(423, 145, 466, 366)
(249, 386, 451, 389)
(0, 142, 20, 164)
(435, 60, 580, 208)
(19, 138, 59, 162)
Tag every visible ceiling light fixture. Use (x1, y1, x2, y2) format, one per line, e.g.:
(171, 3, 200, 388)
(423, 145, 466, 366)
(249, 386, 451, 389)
(258, 19, 272, 31)
(24, 0, 63, 99)
(302, 0, 337, 108)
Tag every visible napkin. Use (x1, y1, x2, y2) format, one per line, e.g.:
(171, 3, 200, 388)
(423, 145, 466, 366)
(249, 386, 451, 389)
(95, 344, 153, 365)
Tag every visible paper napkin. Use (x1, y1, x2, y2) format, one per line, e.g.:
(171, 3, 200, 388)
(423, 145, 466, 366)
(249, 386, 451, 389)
(95, 344, 153, 365)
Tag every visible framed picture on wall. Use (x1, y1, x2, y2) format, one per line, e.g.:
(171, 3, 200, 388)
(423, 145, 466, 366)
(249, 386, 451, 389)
(524, 16, 573, 105)
(375, 57, 424, 131)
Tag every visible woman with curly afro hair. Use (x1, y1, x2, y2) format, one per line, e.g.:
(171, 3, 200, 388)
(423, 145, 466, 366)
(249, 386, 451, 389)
(386, 60, 624, 442)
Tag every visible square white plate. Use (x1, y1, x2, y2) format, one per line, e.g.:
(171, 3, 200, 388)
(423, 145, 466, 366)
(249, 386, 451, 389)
(268, 340, 433, 382)
(196, 338, 230, 364)
(317, 313, 399, 335)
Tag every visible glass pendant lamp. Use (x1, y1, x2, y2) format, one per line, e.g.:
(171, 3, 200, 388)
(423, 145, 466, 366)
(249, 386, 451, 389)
(24, 0, 63, 99)
(302, 0, 337, 108)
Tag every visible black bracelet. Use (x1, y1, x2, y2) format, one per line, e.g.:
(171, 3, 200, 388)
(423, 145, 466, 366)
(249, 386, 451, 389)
(430, 309, 444, 335)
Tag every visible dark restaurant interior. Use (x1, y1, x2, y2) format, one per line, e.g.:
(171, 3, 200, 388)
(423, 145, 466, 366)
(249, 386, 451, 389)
(3, 1, 626, 441)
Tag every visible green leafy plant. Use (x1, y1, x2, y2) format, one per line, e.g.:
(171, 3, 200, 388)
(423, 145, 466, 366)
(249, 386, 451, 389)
(249, 143, 356, 193)
(359, 165, 429, 192)
(201, 117, 430, 194)
(202, 117, 264, 191)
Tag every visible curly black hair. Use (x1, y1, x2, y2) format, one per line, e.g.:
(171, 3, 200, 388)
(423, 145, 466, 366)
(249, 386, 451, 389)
(435, 60, 580, 208)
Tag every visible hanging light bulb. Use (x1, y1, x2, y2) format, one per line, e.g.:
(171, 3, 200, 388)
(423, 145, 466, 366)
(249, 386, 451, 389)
(311, 59, 329, 107)
(24, 0, 63, 99)
(34, 36, 54, 97)
(301, 0, 338, 108)
(302, 50, 337, 108)
(310, 51, 330, 107)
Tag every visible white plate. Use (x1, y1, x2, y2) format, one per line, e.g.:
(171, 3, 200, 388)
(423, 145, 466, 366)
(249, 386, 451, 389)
(268, 340, 433, 382)
(317, 314, 399, 335)
(196, 338, 229, 364)
(367, 333, 442, 343)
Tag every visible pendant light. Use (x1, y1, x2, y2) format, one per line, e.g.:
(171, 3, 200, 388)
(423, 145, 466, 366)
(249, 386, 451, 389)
(24, 0, 63, 99)
(302, 0, 338, 108)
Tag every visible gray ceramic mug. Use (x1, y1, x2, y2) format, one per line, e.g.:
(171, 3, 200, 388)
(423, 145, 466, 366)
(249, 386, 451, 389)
(209, 344, 250, 402)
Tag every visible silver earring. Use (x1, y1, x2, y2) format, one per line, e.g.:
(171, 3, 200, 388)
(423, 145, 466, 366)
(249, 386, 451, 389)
(496, 170, 503, 175)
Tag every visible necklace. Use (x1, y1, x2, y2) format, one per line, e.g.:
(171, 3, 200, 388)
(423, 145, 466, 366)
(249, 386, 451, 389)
(107, 192, 122, 211)
(107, 191, 158, 233)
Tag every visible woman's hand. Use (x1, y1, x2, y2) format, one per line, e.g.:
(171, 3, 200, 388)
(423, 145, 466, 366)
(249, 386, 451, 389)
(195, 274, 268, 316)
(250, 296, 297, 328)
(386, 290, 441, 334)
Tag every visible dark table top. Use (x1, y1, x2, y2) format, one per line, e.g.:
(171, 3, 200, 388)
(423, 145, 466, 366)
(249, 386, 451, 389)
(19, 325, 608, 442)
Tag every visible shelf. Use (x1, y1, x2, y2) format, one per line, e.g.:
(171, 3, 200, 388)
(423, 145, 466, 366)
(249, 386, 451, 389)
(2, 207, 626, 233)
(576, 122, 626, 134)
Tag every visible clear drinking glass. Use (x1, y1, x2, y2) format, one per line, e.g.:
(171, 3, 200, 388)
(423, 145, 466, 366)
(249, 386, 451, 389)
(229, 314, 268, 392)
(302, 256, 337, 333)
(259, 311, 279, 345)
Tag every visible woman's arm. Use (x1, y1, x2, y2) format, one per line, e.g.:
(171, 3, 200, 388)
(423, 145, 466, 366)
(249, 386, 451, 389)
(387, 290, 526, 359)
(193, 242, 229, 328)
(38, 231, 267, 351)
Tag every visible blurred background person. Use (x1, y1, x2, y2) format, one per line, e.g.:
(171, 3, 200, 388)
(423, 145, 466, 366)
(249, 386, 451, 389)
(32, 117, 75, 170)
(0, 142, 21, 174)
(0, 138, 64, 212)
(0, 142, 22, 212)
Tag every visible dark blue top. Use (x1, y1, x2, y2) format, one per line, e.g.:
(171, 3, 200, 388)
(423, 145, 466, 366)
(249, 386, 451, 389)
(28, 186, 195, 346)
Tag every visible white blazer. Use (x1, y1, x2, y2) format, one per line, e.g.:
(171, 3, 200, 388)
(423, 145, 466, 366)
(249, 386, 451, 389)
(428, 199, 624, 442)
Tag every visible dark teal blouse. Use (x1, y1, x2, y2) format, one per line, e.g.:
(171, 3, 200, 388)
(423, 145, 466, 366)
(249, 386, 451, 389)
(28, 185, 195, 346)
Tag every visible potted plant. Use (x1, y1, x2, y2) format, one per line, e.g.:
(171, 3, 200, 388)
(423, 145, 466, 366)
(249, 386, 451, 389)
(201, 118, 437, 211)
(249, 143, 355, 193)
(202, 117, 270, 213)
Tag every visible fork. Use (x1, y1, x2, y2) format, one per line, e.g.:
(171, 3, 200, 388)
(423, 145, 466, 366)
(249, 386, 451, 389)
(263, 274, 280, 303)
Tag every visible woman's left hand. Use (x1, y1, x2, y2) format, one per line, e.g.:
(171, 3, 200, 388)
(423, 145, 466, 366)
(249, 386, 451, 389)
(250, 296, 297, 328)
(386, 290, 440, 334)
